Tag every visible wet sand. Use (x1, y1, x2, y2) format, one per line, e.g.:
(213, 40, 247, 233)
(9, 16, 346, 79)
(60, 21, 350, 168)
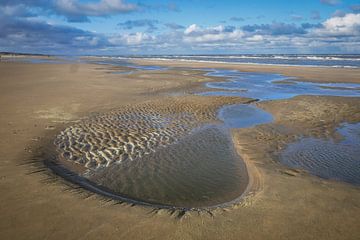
(50, 96, 252, 209)
(1, 59, 360, 239)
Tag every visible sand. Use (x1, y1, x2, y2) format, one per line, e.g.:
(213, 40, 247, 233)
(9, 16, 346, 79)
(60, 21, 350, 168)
(0, 59, 360, 239)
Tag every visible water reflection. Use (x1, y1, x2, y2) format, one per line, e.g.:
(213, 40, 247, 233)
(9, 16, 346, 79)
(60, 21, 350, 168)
(201, 69, 360, 100)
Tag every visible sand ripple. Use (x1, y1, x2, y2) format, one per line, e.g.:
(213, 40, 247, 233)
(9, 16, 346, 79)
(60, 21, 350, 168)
(51, 96, 250, 208)
(281, 123, 360, 184)
(53, 97, 242, 171)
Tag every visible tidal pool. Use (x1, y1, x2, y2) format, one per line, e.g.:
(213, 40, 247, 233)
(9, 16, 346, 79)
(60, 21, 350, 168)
(87, 126, 248, 208)
(201, 69, 360, 100)
(206, 69, 360, 185)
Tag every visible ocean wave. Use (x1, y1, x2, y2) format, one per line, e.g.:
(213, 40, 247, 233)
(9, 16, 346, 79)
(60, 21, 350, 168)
(128, 57, 360, 69)
(92, 55, 360, 68)
(131, 55, 360, 61)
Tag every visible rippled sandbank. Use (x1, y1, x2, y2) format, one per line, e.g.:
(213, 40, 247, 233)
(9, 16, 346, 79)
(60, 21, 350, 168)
(280, 123, 360, 185)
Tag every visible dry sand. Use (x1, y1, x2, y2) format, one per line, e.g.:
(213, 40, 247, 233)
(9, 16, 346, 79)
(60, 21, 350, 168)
(0, 59, 360, 239)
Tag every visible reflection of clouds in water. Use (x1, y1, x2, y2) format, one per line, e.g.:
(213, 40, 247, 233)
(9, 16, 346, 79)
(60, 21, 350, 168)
(204, 69, 360, 185)
(218, 104, 273, 129)
(201, 70, 360, 100)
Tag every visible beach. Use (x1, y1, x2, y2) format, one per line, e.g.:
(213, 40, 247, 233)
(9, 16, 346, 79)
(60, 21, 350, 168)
(1, 58, 360, 239)
(132, 58, 360, 83)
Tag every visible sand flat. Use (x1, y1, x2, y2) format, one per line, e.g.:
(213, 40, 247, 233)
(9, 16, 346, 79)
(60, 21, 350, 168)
(132, 59, 360, 83)
(1, 60, 360, 240)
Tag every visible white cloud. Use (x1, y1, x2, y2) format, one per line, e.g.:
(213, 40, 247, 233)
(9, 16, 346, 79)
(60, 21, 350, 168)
(75, 36, 100, 46)
(183, 24, 244, 43)
(184, 24, 199, 35)
(315, 13, 360, 36)
(246, 35, 264, 42)
(109, 32, 153, 45)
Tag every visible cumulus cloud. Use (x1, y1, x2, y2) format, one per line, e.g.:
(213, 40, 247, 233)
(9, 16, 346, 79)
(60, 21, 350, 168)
(109, 32, 154, 46)
(246, 34, 264, 42)
(184, 24, 200, 35)
(0, 16, 108, 53)
(183, 24, 243, 43)
(122, 32, 153, 45)
(315, 13, 360, 36)
(1, 1, 360, 54)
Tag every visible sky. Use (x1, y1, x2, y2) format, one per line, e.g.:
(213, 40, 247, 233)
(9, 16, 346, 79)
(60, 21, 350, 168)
(0, 0, 360, 55)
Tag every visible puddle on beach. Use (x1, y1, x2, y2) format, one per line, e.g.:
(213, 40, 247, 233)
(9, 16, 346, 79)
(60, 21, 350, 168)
(280, 123, 360, 185)
(51, 122, 249, 209)
(87, 126, 247, 208)
(219, 104, 273, 129)
(51, 102, 251, 209)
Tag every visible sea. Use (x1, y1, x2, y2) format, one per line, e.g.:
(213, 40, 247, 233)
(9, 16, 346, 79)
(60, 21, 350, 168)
(103, 54, 360, 68)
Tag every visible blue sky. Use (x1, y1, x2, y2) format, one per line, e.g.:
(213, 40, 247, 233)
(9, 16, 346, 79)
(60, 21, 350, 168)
(1, 0, 360, 54)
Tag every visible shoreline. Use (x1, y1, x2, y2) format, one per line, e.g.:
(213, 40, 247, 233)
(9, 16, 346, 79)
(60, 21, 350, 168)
(122, 57, 360, 69)
(130, 58, 360, 83)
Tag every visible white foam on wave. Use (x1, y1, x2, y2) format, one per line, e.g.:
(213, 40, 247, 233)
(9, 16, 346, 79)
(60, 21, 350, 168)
(87, 54, 360, 69)
(132, 57, 360, 69)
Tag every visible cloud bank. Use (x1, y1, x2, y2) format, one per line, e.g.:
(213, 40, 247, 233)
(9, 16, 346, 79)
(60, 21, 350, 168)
(0, 1, 360, 54)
